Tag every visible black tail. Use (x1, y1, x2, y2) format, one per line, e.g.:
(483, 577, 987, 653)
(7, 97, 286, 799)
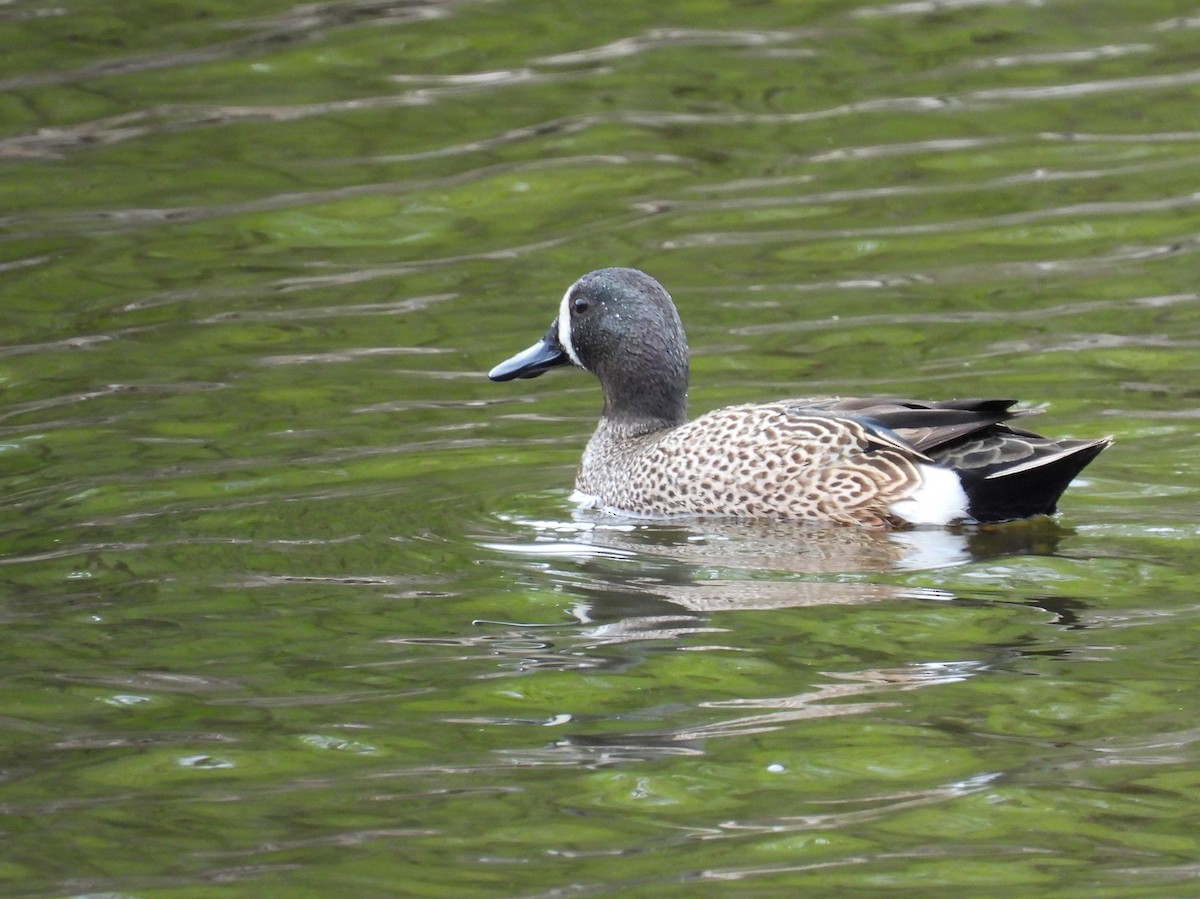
(958, 437, 1111, 522)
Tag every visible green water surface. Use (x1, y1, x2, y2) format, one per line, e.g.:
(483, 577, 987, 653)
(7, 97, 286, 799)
(2, 0, 1199, 896)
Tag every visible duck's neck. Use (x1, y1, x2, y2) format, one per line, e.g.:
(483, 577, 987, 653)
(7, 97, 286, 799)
(599, 375, 688, 436)
(599, 407, 687, 440)
(595, 341, 689, 435)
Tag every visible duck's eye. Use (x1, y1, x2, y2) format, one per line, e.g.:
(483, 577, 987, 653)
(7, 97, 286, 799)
(573, 296, 589, 314)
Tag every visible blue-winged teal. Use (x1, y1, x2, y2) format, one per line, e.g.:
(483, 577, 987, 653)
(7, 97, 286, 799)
(489, 267, 1111, 527)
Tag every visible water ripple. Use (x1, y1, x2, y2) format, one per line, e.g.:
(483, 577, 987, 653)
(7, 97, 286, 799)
(661, 191, 1200, 249)
(1, 153, 684, 235)
(971, 68, 1200, 101)
(728, 292, 1200, 336)
(972, 44, 1154, 68)
(809, 130, 1200, 163)
(536, 28, 809, 66)
(671, 155, 1200, 212)
(0, 0, 479, 91)
(859, 0, 1063, 16)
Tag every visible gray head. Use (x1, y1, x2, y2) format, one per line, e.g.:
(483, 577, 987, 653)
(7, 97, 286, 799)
(489, 268, 690, 428)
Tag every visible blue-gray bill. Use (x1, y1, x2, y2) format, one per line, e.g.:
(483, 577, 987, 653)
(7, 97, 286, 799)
(488, 323, 569, 381)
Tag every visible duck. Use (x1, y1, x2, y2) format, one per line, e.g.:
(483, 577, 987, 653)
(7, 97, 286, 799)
(488, 267, 1111, 527)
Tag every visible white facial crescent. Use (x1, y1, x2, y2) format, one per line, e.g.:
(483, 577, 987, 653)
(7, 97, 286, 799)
(557, 282, 584, 368)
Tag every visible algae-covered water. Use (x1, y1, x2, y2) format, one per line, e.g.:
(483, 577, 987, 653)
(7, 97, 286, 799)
(2, 1, 1200, 896)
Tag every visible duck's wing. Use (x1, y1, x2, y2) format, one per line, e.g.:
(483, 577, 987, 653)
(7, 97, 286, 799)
(786, 397, 1111, 521)
(787, 397, 1032, 456)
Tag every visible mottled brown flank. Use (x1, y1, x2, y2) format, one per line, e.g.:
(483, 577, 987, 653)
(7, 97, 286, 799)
(576, 403, 925, 527)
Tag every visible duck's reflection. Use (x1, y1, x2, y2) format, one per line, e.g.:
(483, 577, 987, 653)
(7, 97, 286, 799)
(493, 510, 1066, 571)
(477, 511, 1075, 658)
(466, 512, 1082, 771)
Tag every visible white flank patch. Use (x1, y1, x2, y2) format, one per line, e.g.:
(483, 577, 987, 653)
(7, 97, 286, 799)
(558, 284, 584, 368)
(888, 464, 969, 526)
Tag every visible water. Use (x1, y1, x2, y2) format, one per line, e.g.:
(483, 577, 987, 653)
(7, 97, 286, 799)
(2, 0, 1199, 895)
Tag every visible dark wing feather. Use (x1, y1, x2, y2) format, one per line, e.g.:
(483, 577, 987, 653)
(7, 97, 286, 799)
(785, 397, 1033, 456)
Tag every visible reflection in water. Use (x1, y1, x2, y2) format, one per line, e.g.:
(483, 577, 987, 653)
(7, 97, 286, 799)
(476, 511, 1077, 665)
(471, 508, 1094, 798)
(477, 511, 1073, 658)
(485, 509, 1068, 577)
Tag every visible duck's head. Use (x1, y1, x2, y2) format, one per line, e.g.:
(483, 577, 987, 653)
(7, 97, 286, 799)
(489, 268, 690, 428)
